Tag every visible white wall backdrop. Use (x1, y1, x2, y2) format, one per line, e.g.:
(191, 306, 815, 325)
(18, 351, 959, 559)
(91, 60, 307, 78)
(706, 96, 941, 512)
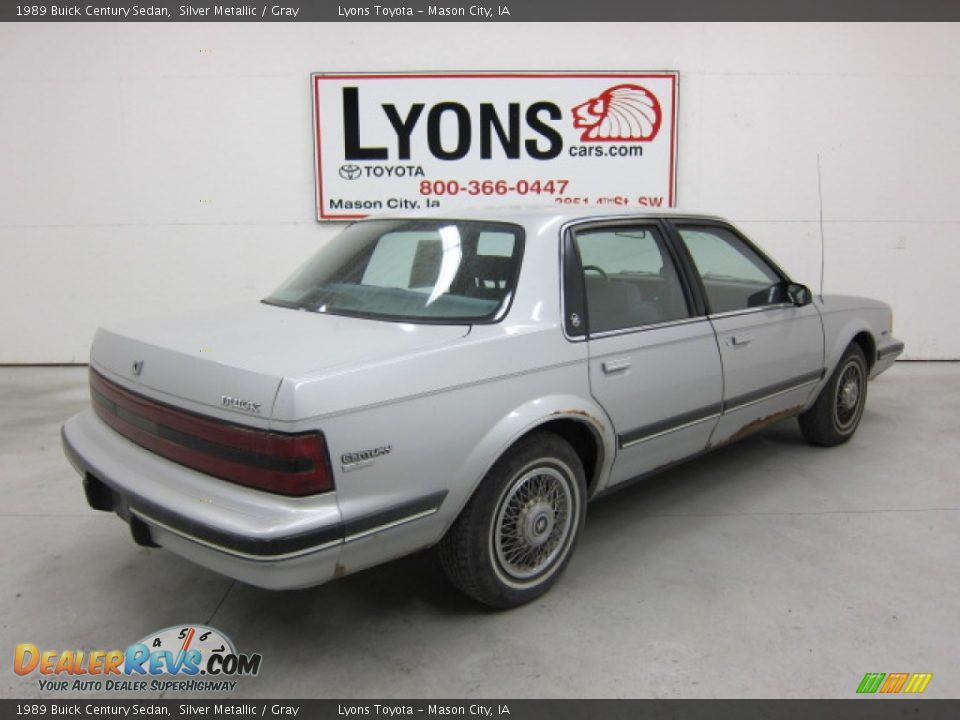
(0, 22, 957, 361)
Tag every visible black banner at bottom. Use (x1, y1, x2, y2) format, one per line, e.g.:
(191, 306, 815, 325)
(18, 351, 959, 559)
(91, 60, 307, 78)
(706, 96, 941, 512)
(1, 700, 959, 720)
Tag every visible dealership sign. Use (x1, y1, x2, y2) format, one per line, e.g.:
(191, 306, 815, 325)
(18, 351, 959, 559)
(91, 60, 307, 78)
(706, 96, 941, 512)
(312, 72, 678, 220)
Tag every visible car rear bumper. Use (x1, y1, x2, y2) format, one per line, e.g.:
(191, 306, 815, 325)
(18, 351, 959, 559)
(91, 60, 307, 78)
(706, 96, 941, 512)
(62, 409, 344, 590)
(62, 409, 449, 590)
(871, 337, 905, 379)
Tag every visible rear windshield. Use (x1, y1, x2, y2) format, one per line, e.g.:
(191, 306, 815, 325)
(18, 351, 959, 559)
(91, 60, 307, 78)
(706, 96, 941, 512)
(264, 219, 524, 324)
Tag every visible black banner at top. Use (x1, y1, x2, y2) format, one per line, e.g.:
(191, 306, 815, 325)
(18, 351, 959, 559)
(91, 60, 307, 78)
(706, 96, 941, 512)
(2, 0, 960, 22)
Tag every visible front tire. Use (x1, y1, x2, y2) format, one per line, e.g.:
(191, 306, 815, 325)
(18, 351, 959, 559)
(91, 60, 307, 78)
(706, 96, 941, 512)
(799, 343, 868, 446)
(438, 432, 587, 608)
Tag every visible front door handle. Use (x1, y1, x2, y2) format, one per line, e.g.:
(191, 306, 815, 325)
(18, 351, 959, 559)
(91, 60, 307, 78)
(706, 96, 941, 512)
(602, 358, 632, 374)
(730, 334, 753, 347)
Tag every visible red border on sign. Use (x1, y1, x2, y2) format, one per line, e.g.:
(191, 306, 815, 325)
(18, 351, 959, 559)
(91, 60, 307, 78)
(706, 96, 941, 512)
(312, 72, 680, 221)
(669, 74, 677, 207)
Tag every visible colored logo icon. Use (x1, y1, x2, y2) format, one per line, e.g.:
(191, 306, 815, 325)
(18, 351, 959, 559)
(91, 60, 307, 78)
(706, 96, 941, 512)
(571, 84, 662, 142)
(856, 672, 932, 694)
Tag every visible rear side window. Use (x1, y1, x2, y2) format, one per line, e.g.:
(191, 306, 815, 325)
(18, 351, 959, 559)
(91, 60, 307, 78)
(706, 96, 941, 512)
(573, 225, 691, 334)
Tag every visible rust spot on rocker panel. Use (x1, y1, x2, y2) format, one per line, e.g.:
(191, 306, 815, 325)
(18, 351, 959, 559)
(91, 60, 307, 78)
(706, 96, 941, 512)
(725, 404, 806, 445)
(334, 563, 346, 579)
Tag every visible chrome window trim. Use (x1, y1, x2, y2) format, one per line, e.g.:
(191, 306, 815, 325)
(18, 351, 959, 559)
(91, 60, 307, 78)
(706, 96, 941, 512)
(707, 303, 795, 320)
(588, 315, 712, 340)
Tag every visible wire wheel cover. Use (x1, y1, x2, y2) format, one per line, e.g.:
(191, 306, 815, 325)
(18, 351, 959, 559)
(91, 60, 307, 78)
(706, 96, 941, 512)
(493, 466, 574, 581)
(834, 360, 864, 430)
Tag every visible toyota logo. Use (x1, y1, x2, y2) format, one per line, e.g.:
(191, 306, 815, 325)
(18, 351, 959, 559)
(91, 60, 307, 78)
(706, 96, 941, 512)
(339, 164, 362, 180)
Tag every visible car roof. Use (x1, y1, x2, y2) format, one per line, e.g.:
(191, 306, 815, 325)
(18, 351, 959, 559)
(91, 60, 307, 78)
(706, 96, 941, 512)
(361, 205, 729, 226)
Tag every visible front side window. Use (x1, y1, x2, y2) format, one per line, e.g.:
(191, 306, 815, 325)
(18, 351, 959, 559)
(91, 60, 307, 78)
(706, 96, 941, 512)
(677, 226, 783, 314)
(265, 220, 523, 323)
(574, 225, 691, 334)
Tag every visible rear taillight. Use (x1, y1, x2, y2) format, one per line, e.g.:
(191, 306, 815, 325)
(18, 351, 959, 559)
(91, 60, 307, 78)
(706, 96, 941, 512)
(90, 369, 333, 496)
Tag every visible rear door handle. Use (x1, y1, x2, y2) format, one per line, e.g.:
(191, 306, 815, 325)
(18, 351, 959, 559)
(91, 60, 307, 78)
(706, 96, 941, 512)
(602, 358, 632, 374)
(730, 334, 753, 347)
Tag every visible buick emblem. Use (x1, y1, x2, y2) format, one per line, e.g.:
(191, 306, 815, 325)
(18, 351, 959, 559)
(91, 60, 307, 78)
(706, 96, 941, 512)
(132, 360, 144, 376)
(221, 395, 262, 414)
(339, 164, 362, 180)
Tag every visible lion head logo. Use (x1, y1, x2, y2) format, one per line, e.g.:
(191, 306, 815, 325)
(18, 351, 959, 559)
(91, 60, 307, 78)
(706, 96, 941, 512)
(571, 84, 662, 142)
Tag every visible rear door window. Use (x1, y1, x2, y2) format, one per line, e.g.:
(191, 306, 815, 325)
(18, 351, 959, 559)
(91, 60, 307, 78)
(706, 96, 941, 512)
(574, 225, 691, 334)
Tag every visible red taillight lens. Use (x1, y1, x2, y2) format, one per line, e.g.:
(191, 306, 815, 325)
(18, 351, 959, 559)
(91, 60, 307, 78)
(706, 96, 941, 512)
(90, 369, 333, 497)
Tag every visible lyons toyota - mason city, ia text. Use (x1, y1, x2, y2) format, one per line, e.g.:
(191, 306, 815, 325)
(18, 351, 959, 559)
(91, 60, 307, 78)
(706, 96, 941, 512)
(338, 5, 511, 18)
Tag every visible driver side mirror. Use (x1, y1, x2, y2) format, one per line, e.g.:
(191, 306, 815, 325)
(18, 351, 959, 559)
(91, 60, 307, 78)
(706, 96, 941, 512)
(785, 282, 812, 307)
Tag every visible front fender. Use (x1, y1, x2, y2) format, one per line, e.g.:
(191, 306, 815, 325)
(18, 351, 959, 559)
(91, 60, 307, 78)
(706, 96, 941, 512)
(816, 295, 891, 378)
(811, 311, 881, 408)
(825, 317, 874, 372)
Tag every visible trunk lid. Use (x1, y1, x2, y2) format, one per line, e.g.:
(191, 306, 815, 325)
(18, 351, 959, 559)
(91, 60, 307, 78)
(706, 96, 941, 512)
(91, 302, 470, 423)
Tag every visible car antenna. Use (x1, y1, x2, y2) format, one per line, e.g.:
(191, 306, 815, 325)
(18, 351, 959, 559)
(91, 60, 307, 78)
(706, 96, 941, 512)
(816, 153, 826, 302)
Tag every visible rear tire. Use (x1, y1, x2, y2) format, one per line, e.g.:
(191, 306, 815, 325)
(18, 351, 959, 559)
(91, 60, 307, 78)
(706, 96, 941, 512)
(438, 432, 586, 608)
(799, 343, 868, 446)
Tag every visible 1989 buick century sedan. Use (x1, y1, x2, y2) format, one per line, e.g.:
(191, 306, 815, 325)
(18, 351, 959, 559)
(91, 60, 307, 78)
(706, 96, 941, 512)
(62, 209, 904, 607)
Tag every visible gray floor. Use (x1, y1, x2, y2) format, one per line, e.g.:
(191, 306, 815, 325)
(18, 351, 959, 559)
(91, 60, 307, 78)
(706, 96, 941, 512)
(2, 364, 957, 699)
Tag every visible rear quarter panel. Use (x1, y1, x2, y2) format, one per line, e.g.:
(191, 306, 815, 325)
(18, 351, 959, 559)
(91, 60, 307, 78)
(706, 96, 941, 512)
(270, 326, 614, 577)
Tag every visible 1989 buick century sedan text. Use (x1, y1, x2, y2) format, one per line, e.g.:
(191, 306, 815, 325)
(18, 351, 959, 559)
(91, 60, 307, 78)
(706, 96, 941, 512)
(62, 209, 904, 607)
